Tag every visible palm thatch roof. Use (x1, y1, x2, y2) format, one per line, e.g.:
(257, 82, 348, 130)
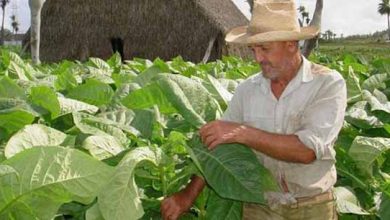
(27, 0, 252, 62)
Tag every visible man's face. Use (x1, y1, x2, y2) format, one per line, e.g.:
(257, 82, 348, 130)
(250, 42, 295, 80)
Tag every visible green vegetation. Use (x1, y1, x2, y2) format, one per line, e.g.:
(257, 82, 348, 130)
(317, 39, 390, 61)
(0, 45, 389, 219)
(0, 51, 277, 219)
(311, 51, 390, 220)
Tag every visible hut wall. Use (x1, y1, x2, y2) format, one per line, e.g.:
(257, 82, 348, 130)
(39, 0, 249, 62)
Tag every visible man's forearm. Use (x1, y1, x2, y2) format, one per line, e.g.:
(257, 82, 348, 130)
(183, 175, 206, 200)
(237, 125, 316, 164)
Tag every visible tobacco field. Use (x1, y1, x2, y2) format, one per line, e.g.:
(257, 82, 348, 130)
(0, 49, 389, 220)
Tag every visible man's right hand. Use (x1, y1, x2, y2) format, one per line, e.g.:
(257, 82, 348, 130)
(160, 176, 206, 220)
(160, 190, 194, 220)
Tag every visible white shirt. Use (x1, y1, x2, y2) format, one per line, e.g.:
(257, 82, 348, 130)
(222, 57, 347, 205)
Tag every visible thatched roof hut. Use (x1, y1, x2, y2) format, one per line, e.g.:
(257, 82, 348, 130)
(27, 0, 252, 62)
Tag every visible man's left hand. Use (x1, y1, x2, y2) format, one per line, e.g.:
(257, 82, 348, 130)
(199, 120, 245, 150)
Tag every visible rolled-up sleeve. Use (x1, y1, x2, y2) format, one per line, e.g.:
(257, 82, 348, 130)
(295, 73, 347, 160)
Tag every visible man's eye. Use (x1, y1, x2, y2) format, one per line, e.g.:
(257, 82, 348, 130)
(262, 47, 269, 51)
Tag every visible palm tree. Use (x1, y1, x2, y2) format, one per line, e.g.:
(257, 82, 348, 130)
(378, 0, 390, 40)
(0, 0, 10, 45)
(306, 17, 311, 25)
(10, 14, 19, 36)
(325, 30, 333, 40)
(302, 0, 323, 57)
(297, 5, 307, 27)
(247, 0, 254, 12)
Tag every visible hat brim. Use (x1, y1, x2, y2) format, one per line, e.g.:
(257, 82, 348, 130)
(225, 26, 320, 45)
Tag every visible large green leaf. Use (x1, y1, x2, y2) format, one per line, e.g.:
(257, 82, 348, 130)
(334, 187, 369, 215)
(82, 135, 125, 160)
(346, 66, 362, 103)
(84, 67, 115, 84)
(121, 83, 177, 114)
(345, 101, 383, 129)
(202, 75, 233, 109)
(348, 136, 390, 177)
(7, 61, 30, 81)
(363, 90, 390, 113)
(97, 147, 163, 220)
(157, 74, 221, 127)
(4, 124, 68, 158)
(54, 70, 78, 92)
(0, 76, 26, 99)
(88, 57, 111, 71)
(29, 86, 61, 119)
(0, 164, 18, 178)
(205, 190, 242, 220)
(68, 79, 114, 106)
(0, 100, 36, 135)
(107, 53, 122, 70)
(97, 109, 141, 135)
(58, 97, 99, 115)
(0, 146, 114, 219)
(0, 110, 35, 136)
(379, 191, 390, 220)
(123, 74, 222, 128)
(86, 203, 105, 220)
(362, 73, 389, 92)
(125, 58, 153, 73)
(1, 51, 24, 68)
(186, 137, 278, 203)
(72, 112, 130, 145)
(133, 65, 165, 87)
(98, 109, 155, 138)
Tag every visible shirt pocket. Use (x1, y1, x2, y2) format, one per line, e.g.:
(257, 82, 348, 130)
(286, 111, 304, 134)
(243, 115, 274, 132)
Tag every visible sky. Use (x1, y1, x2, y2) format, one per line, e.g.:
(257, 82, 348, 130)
(1, 0, 388, 37)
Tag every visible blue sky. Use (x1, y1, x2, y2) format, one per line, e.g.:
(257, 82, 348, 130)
(2, 0, 388, 37)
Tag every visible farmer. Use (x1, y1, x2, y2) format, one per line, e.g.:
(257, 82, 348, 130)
(161, 0, 346, 219)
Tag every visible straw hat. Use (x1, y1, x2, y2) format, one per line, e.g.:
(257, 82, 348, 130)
(226, 0, 319, 44)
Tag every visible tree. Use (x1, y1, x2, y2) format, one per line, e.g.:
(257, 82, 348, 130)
(302, 0, 323, 57)
(247, 0, 254, 13)
(297, 5, 308, 27)
(29, 0, 47, 64)
(325, 30, 333, 40)
(0, 0, 10, 45)
(306, 17, 310, 25)
(378, 0, 390, 40)
(10, 14, 19, 34)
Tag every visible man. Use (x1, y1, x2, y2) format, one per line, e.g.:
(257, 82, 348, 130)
(161, 0, 346, 219)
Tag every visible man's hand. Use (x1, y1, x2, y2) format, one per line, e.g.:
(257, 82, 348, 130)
(160, 190, 194, 220)
(199, 120, 245, 150)
(161, 176, 206, 220)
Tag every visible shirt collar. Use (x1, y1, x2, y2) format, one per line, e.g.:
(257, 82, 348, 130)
(301, 56, 314, 83)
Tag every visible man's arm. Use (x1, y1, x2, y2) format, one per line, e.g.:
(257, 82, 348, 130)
(199, 74, 347, 164)
(199, 121, 316, 164)
(160, 176, 206, 220)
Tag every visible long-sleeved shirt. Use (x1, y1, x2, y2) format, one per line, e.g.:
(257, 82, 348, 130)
(222, 56, 347, 206)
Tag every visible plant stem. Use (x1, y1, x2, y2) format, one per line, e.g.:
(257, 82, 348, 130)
(160, 166, 168, 196)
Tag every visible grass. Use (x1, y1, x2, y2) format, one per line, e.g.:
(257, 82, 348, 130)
(317, 39, 390, 61)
